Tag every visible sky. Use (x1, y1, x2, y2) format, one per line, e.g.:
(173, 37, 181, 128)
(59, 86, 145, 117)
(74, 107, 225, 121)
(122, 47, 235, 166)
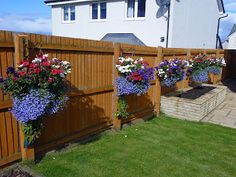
(0, 0, 235, 41)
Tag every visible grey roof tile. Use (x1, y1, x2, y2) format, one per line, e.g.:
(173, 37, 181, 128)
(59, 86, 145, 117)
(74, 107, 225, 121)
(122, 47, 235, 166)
(101, 33, 146, 46)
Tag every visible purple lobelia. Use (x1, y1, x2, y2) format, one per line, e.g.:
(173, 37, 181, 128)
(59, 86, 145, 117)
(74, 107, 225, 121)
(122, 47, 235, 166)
(191, 69, 209, 83)
(208, 66, 222, 75)
(116, 76, 151, 96)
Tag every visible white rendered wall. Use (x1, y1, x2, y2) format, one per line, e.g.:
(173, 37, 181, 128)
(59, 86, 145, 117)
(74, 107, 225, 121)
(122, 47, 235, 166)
(228, 32, 236, 49)
(51, 0, 168, 47)
(168, 0, 219, 49)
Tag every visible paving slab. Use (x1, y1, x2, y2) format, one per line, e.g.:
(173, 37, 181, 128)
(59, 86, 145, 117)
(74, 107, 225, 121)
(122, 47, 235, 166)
(201, 79, 236, 128)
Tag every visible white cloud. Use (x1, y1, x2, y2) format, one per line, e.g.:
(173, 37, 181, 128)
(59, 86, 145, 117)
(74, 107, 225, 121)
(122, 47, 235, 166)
(0, 13, 51, 34)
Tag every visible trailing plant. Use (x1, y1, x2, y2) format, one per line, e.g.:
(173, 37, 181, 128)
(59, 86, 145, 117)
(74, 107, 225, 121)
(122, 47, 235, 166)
(0, 54, 71, 146)
(115, 97, 129, 119)
(115, 57, 154, 119)
(156, 59, 188, 87)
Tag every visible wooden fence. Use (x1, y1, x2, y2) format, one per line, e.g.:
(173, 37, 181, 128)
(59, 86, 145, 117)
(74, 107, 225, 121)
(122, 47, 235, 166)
(0, 30, 225, 167)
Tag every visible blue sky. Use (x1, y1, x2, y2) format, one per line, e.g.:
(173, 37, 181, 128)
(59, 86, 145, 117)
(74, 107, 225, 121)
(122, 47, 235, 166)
(0, 0, 235, 41)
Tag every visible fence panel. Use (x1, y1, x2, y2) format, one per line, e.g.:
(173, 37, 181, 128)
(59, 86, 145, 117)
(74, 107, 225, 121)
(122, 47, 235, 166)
(25, 34, 115, 154)
(119, 44, 158, 123)
(0, 31, 21, 167)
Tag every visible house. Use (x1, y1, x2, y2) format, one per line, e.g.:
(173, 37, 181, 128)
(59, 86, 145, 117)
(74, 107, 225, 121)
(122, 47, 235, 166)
(226, 24, 236, 49)
(222, 39, 228, 49)
(45, 0, 226, 48)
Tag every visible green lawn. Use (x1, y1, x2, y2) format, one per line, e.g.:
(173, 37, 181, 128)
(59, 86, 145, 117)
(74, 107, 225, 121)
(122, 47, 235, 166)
(34, 115, 236, 177)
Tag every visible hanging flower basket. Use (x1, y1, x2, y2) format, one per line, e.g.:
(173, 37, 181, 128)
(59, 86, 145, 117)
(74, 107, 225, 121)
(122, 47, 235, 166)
(115, 57, 154, 119)
(0, 54, 71, 145)
(156, 59, 188, 88)
(208, 57, 226, 84)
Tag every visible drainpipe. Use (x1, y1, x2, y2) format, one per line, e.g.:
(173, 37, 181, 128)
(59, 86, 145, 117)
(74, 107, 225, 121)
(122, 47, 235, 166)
(216, 13, 228, 48)
(166, 3, 171, 48)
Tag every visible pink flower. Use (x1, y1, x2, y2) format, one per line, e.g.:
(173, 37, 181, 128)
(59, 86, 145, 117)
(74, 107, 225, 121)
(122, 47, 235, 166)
(48, 77, 53, 83)
(42, 61, 50, 67)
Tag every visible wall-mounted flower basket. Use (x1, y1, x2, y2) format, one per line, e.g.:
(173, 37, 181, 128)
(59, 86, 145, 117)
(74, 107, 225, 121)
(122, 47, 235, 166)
(115, 57, 154, 125)
(156, 58, 188, 95)
(0, 53, 72, 160)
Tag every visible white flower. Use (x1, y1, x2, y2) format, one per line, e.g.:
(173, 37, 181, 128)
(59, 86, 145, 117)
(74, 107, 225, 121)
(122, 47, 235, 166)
(119, 57, 125, 63)
(42, 54, 48, 59)
(18, 64, 24, 68)
(60, 73, 65, 78)
(32, 58, 41, 63)
(67, 68, 72, 74)
(62, 61, 70, 65)
(126, 57, 134, 62)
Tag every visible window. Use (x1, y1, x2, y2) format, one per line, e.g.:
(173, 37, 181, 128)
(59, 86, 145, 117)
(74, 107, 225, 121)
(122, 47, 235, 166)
(137, 0, 145, 17)
(100, 2, 107, 19)
(92, 3, 98, 19)
(127, 0, 135, 18)
(63, 6, 76, 22)
(91, 2, 107, 20)
(126, 0, 146, 19)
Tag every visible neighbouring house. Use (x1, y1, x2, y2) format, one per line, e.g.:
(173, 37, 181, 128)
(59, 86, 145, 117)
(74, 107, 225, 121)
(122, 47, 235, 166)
(222, 39, 228, 49)
(45, 0, 226, 48)
(226, 24, 236, 49)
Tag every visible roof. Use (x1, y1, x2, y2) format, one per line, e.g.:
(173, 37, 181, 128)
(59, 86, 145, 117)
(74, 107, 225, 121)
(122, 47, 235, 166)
(45, 0, 225, 11)
(101, 33, 146, 46)
(217, 0, 225, 13)
(228, 24, 236, 37)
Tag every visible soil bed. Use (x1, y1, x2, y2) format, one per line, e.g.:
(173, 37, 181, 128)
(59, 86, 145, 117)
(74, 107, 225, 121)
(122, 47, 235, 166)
(0, 168, 33, 177)
(176, 86, 216, 100)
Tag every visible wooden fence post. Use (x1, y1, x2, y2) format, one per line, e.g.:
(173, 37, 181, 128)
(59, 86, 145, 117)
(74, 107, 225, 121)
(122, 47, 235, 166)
(113, 43, 121, 130)
(187, 49, 191, 60)
(14, 34, 35, 161)
(155, 47, 163, 116)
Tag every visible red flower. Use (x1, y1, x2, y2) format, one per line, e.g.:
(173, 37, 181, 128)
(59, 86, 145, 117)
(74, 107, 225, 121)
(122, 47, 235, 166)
(34, 68, 42, 74)
(13, 77, 18, 81)
(30, 63, 36, 68)
(42, 61, 50, 67)
(48, 77, 53, 83)
(52, 69, 58, 75)
(23, 61, 29, 66)
(57, 70, 63, 74)
(143, 61, 149, 66)
(129, 72, 143, 81)
(19, 71, 26, 77)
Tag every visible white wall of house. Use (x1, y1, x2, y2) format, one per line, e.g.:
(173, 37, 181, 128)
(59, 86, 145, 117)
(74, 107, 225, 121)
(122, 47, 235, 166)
(228, 32, 236, 49)
(51, 0, 168, 47)
(168, 0, 219, 48)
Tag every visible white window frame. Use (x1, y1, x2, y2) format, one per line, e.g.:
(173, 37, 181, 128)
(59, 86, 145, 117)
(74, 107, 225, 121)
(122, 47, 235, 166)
(90, 2, 107, 22)
(62, 5, 76, 23)
(125, 0, 146, 21)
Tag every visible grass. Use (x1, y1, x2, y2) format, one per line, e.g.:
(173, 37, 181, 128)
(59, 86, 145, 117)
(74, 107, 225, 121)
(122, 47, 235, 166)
(33, 115, 236, 177)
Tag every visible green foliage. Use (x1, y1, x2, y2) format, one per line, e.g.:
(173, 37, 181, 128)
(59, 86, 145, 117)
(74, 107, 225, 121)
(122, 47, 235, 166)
(115, 97, 129, 119)
(21, 120, 43, 146)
